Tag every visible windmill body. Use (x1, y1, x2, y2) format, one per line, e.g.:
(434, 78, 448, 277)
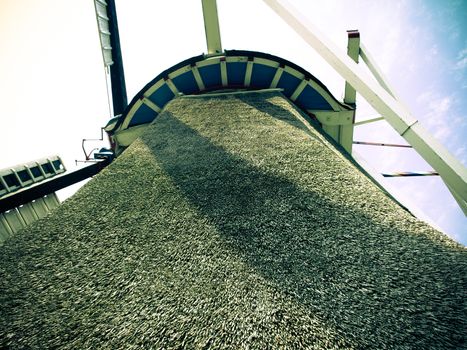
(0, 1, 466, 348)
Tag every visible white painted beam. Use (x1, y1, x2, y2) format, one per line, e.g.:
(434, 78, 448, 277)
(359, 43, 400, 101)
(340, 30, 360, 153)
(344, 30, 360, 104)
(354, 116, 385, 126)
(309, 110, 354, 126)
(201, 0, 223, 55)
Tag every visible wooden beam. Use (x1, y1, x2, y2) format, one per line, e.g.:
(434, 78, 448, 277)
(201, 0, 223, 55)
(106, 0, 128, 115)
(339, 29, 360, 153)
(0, 160, 110, 213)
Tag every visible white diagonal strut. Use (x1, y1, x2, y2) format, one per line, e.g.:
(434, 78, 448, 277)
(263, 0, 467, 214)
(201, 0, 223, 55)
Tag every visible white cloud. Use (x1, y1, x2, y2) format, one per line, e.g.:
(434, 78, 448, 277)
(416, 90, 433, 104)
(432, 123, 453, 141)
(416, 90, 458, 142)
(425, 44, 439, 62)
(431, 96, 452, 113)
(454, 48, 467, 70)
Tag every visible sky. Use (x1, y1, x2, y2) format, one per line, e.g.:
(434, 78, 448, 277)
(0, 0, 466, 244)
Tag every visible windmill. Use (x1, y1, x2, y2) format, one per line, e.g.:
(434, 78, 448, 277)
(3, 0, 464, 240)
(0, 1, 466, 348)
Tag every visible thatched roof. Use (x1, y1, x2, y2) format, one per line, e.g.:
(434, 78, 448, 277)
(1, 91, 466, 349)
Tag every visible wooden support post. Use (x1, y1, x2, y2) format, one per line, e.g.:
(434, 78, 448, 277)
(338, 29, 360, 153)
(201, 0, 223, 55)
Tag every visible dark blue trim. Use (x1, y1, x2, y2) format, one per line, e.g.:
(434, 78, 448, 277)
(130, 103, 158, 127)
(198, 64, 222, 88)
(277, 72, 302, 98)
(251, 64, 276, 89)
(226, 62, 247, 86)
(146, 84, 174, 111)
(113, 50, 350, 131)
(172, 71, 199, 95)
(296, 85, 332, 110)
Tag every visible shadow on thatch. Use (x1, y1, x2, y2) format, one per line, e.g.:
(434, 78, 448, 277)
(238, 93, 408, 207)
(143, 110, 466, 349)
(1, 92, 465, 349)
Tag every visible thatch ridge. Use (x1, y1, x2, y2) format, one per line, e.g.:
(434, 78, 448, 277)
(1, 91, 466, 349)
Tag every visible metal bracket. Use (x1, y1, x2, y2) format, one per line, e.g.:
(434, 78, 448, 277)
(310, 110, 354, 126)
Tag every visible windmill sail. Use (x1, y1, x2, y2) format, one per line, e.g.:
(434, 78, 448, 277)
(94, 0, 113, 67)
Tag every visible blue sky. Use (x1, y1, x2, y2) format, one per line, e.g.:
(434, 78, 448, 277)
(349, 0, 467, 244)
(0, 0, 466, 244)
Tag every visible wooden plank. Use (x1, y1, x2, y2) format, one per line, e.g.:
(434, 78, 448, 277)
(18, 203, 39, 225)
(3, 209, 26, 234)
(0, 213, 13, 242)
(43, 193, 60, 211)
(201, 0, 223, 55)
(31, 198, 49, 219)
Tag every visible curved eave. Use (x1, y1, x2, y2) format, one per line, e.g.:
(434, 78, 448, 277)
(109, 50, 353, 147)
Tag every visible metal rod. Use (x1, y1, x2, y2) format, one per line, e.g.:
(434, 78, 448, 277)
(353, 141, 413, 148)
(82, 128, 106, 160)
(382, 171, 439, 178)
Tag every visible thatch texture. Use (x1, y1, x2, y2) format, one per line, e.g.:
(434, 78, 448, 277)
(1, 91, 466, 349)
